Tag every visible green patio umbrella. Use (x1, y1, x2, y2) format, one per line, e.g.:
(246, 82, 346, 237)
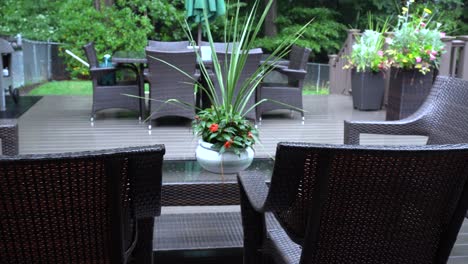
(185, 0, 226, 44)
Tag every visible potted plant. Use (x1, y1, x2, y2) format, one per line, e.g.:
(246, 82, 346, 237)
(385, 0, 445, 120)
(345, 21, 389, 110)
(154, 0, 310, 174)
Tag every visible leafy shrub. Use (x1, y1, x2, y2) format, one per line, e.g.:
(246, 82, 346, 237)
(255, 7, 347, 59)
(56, 0, 153, 77)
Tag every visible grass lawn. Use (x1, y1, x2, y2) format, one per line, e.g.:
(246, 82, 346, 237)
(29, 81, 150, 95)
(29, 81, 92, 95)
(30, 81, 329, 96)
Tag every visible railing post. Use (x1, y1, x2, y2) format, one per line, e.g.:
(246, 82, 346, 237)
(457, 36, 468, 80)
(439, 36, 455, 76)
(328, 54, 338, 94)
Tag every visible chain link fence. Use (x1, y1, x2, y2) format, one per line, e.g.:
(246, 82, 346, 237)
(10, 38, 68, 88)
(263, 62, 329, 92)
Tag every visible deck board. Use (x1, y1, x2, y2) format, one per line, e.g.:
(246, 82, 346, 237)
(17, 94, 427, 158)
(13, 94, 466, 260)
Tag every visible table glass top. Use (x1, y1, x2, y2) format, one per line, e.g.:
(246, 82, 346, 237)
(162, 158, 274, 183)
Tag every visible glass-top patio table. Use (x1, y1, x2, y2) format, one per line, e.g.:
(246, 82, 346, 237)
(161, 158, 273, 206)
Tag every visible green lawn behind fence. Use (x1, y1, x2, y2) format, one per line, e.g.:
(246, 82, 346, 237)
(30, 81, 329, 96)
(29, 81, 93, 95)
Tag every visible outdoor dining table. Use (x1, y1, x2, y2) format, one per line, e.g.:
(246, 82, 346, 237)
(112, 50, 147, 114)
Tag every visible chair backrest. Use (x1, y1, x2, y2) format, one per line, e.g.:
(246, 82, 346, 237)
(200, 41, 239, 52)
(0, 145, 165, 264)
(266, 142, 468, 263)
(83, 42, 99, 68)
(287, 45, 311, 70)
(147, 40, 190, 51)
(145, 48, 197, 119)
(212, 48, 263, 120)
(417, 76, 468, 144)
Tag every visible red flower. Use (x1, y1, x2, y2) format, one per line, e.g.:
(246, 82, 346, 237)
(209, 123, 219, 133)
(247, 131, 253, 138)
(224, 139, 233, 149)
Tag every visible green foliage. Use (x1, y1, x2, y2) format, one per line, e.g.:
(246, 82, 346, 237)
(346, 16, 390, 72)
(256, 7, 346, 57)
(0, 0, 60, 40)
(193, 107, 257, 154)
(29, 81, 92, 95)
(116, 0, 186, 41)
(56, 0, 153, 78)
(387, 3, 445, 74)
(347, 30, 389, 72)
(181, 0, 309, 153)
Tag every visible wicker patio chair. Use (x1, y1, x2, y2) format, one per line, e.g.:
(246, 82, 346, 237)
(0, 145, 165, 264)
(344, 76, 468, 145)
(200, 41, 239, 52)
(256, 45, 311, 121)
(210, 48, 263, 120)
(0, 119, 18, 155)
(238, 142, 468, 264)
(83, 42, 142, 121)
(147, 40, 190, 51)
(145, 48, 198, 129)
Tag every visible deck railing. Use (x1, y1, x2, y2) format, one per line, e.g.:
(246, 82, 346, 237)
(329, 31, 468, 95)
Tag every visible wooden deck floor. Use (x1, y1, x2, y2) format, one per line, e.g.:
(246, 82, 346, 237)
(14, 94, 467, 262)
(17, 94, 427, 158)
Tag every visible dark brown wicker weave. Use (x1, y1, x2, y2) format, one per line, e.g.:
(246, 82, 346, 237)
(83, 42, 143, 121)
(238, 142, 468, 264)
(0, 119, 18, 155)
(147, 40, 190, 51)
(210, 48, 263, 120)
(344, 76, 468, 145)
(0, 144, 165, 264)
(145, 48, 198, 128)
(256, 45, 311, 121)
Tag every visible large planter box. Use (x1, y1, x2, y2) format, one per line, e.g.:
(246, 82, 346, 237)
(386, 68, 433, 120)
(351, 70, 385, 111)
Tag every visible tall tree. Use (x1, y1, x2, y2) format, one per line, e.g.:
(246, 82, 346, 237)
(93, 0, 101, 11)
(264, 0, 278, 37)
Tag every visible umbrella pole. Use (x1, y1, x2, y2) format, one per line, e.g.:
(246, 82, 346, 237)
(197, 23, 202, 45)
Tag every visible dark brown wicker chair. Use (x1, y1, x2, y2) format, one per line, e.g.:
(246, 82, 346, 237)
(83, 42, 142, 121)
(0, 119, 18, 155)
(238, 142, 468, 264)
(209, 48, 263, 120)
(147, 40, 190, 51)
(0, 145, 165, 264)
(256, 45, 311, 121)
(344, 76, 468, 145)
(200, 41, 239, 52)
(145, 48, 198, 129)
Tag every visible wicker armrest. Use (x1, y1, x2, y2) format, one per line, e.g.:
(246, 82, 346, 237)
(90, 66, 116, 73)
(277, 68, 307, 80)
(344, 118, 425, 145)
(237, 170, 270, 212)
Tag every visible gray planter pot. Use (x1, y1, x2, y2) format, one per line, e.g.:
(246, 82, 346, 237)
(386, 68, 433, 120)
(351, 70, 385, 111)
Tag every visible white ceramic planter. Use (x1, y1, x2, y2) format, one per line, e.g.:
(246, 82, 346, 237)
(195, 140, 254, 174)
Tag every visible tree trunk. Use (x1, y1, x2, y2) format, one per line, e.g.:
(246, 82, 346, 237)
(93, 0, 101, 11)
(104, 0, 114, 6)
(264, 0, 278, 37)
